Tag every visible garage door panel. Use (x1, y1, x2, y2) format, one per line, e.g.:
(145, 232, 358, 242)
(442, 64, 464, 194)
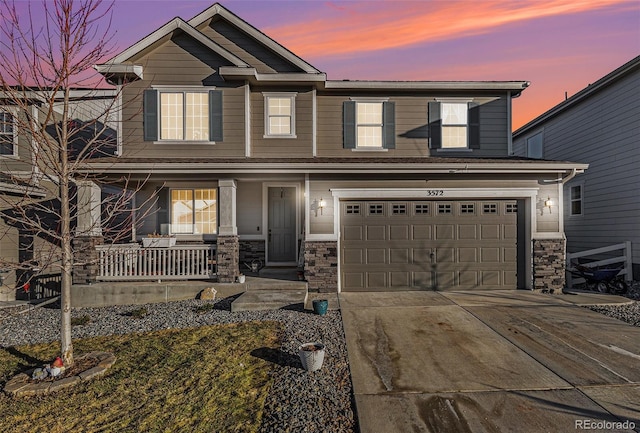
(343, 249, 364, 264)
(458, 248, 478, 263)
(341, 200, 518, 291)
(390, 272, 410, 287)
(366, 225, 386, 241)
(412, 225, 432, 240)
(435, 225, 455, 240)
(366, 248, 386, 264)
(390, 225, 409, 240)
(458, 224, 478, 240)
(343, 225, 364, 241)
(367, 272, 387, 288)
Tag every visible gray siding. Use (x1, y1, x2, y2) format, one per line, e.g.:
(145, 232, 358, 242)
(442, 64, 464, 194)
(316, 94, 510, 158)
(250, 88, 313, 157)
(522, 68, 640, 265)
(121, 35, 246, 158)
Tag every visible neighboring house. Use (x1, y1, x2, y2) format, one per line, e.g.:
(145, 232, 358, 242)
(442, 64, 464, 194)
(79, 3, 588, 293)
(0, 89, 117, 301)
(513, 56, 639, 280)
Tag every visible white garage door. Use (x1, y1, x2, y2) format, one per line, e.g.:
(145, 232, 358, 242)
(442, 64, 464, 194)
(340, 200, 518, 291)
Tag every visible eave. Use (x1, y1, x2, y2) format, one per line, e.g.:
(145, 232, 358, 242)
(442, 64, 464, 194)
(218, 67, 326, 84)
(323, 80, 531, 96)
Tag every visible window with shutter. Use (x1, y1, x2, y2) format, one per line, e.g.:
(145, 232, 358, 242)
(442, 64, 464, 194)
(144, 88, 222, 142)
(343, 100, 395, 149)
(0, 109, 17, 156)
(429, 101, 480, 150)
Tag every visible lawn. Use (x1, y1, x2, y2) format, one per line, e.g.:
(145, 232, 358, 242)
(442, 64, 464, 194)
(0, 321, 282, 433)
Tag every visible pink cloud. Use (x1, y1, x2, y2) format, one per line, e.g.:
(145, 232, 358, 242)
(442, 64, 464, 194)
(265, 0, 635, 58)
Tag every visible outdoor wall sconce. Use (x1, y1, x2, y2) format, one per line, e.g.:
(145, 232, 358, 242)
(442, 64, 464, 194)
(544, 197, 553, 213)
(313, 198, 327, 217)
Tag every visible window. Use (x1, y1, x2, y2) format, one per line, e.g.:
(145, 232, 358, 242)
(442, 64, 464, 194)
(429, 101, 479, 150)
(483, 203, 498, 214)
(526, 132, 544, 159)
(441, 103, 468, 148)
(414, 203, 430, 214)
(392, 204, 407, 215)
(506, 203, 518, 214)
(368, 203, 384, 215)
(343, 100, 395, 149)
(460, 203, 475, 214)
(346, 204, 360, 215)
(438, 204, 452, 214)
(264, 93, 296, 137)
(170, 188, 217, 234)
(570, 185, 583, 216)
(143, 89, 223, 142)
(0, 110, 17, 156)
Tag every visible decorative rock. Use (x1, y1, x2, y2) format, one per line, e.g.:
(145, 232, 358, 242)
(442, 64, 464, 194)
(199, 287, 217, 301)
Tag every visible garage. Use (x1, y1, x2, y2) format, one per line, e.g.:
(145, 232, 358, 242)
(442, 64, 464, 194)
(340, 200, 518, 291)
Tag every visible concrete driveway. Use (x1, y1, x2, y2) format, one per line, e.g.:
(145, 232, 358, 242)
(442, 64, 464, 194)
(339, 290, 640, 433)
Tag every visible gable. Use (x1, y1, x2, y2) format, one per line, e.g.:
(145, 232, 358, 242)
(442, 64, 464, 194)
(196, 17, 305, 74)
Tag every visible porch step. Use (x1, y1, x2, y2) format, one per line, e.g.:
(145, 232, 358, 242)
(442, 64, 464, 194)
(231, 288, 307, 312)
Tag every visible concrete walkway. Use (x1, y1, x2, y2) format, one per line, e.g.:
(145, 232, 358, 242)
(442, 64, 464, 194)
(339, 290, 640, 433)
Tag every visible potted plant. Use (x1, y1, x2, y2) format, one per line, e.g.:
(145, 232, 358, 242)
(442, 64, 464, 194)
(298, 342, 325, 372)
(312, 299, 329, 316)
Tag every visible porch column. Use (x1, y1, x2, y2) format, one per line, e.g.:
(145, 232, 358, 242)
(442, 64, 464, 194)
(217, 179, 239, 283)
(73, 180, 103, 284)
(532, 237, 566, 293)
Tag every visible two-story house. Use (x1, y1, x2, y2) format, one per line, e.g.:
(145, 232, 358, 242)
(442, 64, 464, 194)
(513, 56, 639, 281)
(84, 3, 587, 294)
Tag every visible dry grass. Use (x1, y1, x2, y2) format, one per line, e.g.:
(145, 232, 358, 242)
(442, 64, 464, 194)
(0, 321, 282, 433)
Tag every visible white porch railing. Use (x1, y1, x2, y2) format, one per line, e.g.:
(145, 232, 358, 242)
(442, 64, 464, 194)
(566, 241, 633, 287)
(96, 243, 216, 281)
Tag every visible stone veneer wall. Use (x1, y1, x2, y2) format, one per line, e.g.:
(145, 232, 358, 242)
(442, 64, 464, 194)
(217, 235, 239, 283)
(72, 236, 104, 284)
(239, 240, 266, 268)
(304, 241, 338, 293)
(533, 238, 566, 293)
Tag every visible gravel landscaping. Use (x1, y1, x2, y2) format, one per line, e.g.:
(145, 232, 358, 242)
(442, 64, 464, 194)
(0, 298, 357, 433)
(586, 280, 640, 328)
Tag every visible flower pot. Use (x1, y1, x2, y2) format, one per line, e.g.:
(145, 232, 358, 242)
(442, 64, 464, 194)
(298, 342, 325, 372)
(312, 299, 329, 316)
(237, 274, 246, 283)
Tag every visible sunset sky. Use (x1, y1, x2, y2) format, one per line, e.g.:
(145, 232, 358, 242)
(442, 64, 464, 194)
(8, 0, 640, 130)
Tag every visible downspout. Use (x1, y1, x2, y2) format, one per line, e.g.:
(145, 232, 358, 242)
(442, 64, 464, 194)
(561, 168, 579, 184)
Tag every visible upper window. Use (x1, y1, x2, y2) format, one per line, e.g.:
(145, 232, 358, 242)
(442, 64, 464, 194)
(429, 101, 479, 150)
(264, 93, 296, 138)
(0, 109, 17, 156)
(441, 103, 468, 149)
(343, 100, 395, 150)
(357, 102, 383, 148)
(526, 132, 544, 159)
(170, 188, 217, 234)
(160, 92, 209, 141)
(143, 89, 223, 142)
(570, 185, 583, 216)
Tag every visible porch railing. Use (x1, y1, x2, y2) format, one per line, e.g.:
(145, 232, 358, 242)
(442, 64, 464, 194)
(96, 243, 216, 281)
(566, 241, 633, 287)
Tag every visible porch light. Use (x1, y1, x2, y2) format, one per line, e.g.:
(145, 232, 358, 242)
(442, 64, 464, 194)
(544, 197, 553, 213)
(319, 198, 327, 215)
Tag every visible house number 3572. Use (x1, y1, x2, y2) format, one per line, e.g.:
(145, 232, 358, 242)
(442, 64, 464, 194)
(426, 190, 444, 196)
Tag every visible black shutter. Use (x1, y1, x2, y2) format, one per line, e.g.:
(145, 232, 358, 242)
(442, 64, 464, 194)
(156, 187, 170, 234)
(343, 101, 356, 149)
(468, 102, 480, 149)
(209, 90, 223, 142)
(428, 101, 441, 149)
(143, 89, 158, 141)
(382, 101, 396, 149)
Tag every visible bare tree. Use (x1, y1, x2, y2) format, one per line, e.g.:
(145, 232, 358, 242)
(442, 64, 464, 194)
(0, 0, 138, 367)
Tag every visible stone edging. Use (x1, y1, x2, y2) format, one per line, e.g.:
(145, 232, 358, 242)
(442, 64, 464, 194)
(3, 351, 116, 397)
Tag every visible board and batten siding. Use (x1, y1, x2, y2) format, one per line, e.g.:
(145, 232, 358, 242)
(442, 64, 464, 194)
(316, 94, 510, 158)
(520, 68, 640, 265)
(196, 18, 302, 73)
(250, 89, 313, 157)
(120, 34, 246, 158)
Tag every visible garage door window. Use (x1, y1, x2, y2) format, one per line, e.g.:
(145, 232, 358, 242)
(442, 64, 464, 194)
(460, 203, 475, 214)
(392, 204, 407, 215)
(414, 203, 430, 215)
(506, 203, 518, 214)
(369, 203, 384, 215)
(346, 204, 361, 215)
(483, 203, 498, 214)
(438, 203, 452, 214)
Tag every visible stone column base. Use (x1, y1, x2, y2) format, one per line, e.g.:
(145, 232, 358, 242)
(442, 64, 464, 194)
(217, 235, 240, 283)
(73, 236, 104, 284)
(533, 238, 566, 293)
(304, 241, 338, 293)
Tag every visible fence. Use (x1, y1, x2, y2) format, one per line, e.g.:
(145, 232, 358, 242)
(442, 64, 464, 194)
(97, 243, 216, 281)
(566, 241, 633, 287)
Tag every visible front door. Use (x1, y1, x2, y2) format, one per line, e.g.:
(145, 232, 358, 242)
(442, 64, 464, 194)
(268, 187, 297, 263)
